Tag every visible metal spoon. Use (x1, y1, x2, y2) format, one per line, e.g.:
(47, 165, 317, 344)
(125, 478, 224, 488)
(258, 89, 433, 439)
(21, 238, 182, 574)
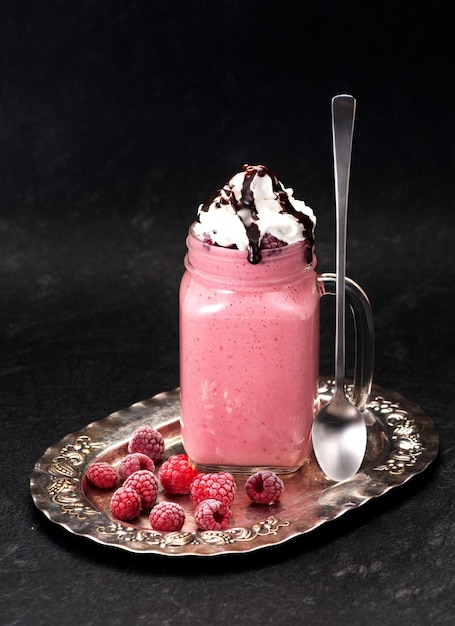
(312, 94, 367, 482)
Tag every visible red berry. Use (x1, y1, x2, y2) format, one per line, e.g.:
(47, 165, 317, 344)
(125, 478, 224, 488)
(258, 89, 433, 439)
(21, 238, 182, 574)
(110, 485, 141, 520)
(245, 470, 284, 504)
(149, 501, 185, 532)
(261, 233, 287, 249)
(119, 453, 155, 479)
(123, 469, 159, 509)
(159, 454, 200, 495)
(128, 425, 165, 461)
(194, 499, 231, 531)
(86, 462, 118, 489)
(190, 472, 236, 507)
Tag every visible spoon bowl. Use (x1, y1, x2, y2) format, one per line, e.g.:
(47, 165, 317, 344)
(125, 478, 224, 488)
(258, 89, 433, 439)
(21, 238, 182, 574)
(312, 94, 367, 482)
(312, 389, 367, 482)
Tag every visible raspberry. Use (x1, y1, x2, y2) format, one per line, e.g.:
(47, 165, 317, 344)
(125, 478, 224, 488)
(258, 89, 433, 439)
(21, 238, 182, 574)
(124, 469, 159, 509)
(119, 453, 155, 479)
(190, 472, 236, 507)
(194, 499, 232, 531)
(128, 425, 165, 461)
(245, 470, 284, 504)
(261, 233, 287, 249)
(110, 485, 141, 521)
(149, 501, 185, 532)
(86, 462, 118, 489)
(159, 454, 200, 495)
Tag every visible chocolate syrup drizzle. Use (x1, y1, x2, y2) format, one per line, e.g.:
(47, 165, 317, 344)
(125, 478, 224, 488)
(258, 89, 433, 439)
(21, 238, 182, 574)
(200, 164, 315, 265)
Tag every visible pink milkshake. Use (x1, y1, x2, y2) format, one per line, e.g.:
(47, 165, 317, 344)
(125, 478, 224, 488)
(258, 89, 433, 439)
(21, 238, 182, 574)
(179, 165, 319, 473)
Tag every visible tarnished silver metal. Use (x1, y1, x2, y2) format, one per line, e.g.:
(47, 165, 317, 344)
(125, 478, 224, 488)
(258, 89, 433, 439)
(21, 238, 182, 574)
(313, 94, 370, 481)
(30, 379, 438, 557)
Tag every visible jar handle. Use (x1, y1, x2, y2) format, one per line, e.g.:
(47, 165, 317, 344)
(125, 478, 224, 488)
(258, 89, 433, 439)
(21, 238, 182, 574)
(319, 273, 375, 411)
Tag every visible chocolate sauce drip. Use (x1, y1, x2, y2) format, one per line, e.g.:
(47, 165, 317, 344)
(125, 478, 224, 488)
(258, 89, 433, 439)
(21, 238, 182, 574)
(200, 186, 230, 213)
(245, 222, 262, 264)
(264, 166, 315, 264)
(199, 164, 315, 265)
(231, 165, 263, 264)
(240, 166, 259, 217)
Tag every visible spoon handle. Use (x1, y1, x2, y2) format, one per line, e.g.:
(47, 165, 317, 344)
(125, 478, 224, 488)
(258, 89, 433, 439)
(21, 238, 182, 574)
(331, 94, 356, 392)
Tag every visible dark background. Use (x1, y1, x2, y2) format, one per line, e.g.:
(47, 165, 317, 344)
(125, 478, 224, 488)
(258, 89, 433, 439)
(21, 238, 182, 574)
(1, 1, 454, 624)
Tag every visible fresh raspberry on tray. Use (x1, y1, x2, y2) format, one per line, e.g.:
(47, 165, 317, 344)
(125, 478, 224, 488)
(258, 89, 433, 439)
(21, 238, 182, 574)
(190, 472, 236, 507)
(245, 470, 284, 504)
(110, 485, 141, 521)
(149, 501, 186, 532)
(123, 469, 159, 509)
(194, 499, 232, 531)
(86, 462, 118, 489)
(119, 452, 155, 479)
(127, 425, 165, 461)
(159, 454, 200, 495)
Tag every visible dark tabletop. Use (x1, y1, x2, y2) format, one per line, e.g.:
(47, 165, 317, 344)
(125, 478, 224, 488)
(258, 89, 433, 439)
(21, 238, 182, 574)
(1, 1, 454, 624)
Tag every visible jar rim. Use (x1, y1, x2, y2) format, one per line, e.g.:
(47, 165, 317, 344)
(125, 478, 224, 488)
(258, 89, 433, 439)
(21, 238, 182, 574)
(188, 223, 312, 263)
(185, 224, 316, 286)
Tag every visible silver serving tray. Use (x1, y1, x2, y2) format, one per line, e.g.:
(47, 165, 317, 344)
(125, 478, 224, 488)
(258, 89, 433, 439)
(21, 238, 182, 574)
(30, 379, 438, 557)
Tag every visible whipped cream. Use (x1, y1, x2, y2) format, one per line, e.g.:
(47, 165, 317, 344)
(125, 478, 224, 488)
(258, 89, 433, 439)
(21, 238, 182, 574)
(193, 164, 316, 264)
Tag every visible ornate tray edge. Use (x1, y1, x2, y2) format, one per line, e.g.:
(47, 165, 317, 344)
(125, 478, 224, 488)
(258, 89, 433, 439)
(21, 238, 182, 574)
(30, 380, 439, 557)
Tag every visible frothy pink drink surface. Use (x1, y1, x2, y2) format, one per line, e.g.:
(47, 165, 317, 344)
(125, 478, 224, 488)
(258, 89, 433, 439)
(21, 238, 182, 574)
(179, 232, 321, 472)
